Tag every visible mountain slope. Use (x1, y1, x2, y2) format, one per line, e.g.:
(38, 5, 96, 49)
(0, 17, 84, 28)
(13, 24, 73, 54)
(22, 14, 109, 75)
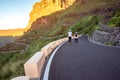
(23, 0, 120, 38)
(25, 0, 76, 30)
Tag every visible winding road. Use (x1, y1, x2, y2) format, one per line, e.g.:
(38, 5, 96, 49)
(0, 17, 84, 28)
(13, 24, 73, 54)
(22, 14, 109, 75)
(44, 35, 120, 80)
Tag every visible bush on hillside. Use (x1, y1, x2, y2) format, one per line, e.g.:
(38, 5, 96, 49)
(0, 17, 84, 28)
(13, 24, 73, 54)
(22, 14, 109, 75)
(107, 10, 120, 27)
(68, 15, 101, 35)
(108, 16, 120, 27)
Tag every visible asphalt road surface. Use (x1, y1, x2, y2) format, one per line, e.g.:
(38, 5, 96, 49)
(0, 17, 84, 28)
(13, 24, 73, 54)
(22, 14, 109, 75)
(49, 35, 120, 80)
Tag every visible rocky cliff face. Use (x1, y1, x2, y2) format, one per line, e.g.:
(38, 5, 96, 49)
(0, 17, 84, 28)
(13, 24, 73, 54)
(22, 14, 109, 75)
(25, 0, 75, 30)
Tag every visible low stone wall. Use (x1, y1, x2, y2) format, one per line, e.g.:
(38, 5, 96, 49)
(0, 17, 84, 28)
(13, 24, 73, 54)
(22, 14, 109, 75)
(11, 38, 67, 80)
(92, 30, 120, 46)
(92, 30, 110, 43)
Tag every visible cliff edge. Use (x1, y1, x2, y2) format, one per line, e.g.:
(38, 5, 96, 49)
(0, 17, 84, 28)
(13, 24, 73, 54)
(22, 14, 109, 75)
(25, 0, 75, 30)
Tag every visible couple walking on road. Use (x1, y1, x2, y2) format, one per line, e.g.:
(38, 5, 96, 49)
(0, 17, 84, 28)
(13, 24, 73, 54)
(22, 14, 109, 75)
(68, 30, 78, 44)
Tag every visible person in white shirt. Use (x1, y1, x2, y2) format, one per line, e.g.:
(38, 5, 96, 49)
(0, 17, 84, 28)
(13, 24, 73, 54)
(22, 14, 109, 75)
(68, 30, 72, 44)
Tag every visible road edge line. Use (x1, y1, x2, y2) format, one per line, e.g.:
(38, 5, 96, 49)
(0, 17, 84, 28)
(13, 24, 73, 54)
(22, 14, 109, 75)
(43, 42, 65, 80)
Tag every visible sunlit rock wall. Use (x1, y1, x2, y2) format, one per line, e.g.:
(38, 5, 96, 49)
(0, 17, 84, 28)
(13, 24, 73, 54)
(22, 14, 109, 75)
(25, 0, 75, 30)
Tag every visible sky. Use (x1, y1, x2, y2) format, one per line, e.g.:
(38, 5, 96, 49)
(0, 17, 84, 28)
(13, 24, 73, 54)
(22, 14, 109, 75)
(0, 0, 40, 30)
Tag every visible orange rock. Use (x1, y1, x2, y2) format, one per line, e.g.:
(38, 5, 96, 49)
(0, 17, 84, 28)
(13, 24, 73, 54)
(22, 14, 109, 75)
(25, 0, 76, 31)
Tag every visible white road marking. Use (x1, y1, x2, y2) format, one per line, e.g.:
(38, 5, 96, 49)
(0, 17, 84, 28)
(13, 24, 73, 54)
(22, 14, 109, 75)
(43, 42, 65, 80)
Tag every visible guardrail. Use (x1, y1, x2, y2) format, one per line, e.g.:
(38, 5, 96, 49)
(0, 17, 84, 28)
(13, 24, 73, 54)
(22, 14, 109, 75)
(11, 38, 67, 80)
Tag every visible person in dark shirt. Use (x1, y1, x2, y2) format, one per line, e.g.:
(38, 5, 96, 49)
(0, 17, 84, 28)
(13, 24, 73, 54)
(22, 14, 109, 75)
(74, 32, 78, 44)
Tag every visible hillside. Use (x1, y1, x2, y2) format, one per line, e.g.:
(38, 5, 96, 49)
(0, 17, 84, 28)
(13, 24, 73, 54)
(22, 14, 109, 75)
(23, 0, 120, 39)
(25, 0, 76, 31)
(0, 0, 120, 80)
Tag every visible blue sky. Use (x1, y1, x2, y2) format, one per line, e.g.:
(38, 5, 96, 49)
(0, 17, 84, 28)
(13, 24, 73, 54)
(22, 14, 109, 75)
(0, 0, 40, 30)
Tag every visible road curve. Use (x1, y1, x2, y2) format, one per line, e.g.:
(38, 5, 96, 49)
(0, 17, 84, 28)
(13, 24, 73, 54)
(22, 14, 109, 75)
(48, 35, 120, 80)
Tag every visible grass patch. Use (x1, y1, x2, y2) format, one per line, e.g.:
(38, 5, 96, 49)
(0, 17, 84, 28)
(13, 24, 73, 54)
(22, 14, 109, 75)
(67, 15, 101, 35)
(107, 10, 120, 27)
(104, 41, 114, 46)
(0, 37, 61, 80)
(0, 52, 24, 80)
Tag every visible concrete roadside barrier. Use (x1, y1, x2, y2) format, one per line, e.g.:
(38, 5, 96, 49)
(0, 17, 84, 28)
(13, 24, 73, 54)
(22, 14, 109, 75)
(11, 76, 30, 80)
(24, 52, 45, 78)
(12, 38, 67, 80)
(48, 42, 56, 49)
(41, 45, 52, 56)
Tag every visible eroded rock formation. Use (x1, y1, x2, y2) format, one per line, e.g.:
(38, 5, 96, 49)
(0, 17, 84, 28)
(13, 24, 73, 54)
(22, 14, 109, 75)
(25, 0, 75, 30)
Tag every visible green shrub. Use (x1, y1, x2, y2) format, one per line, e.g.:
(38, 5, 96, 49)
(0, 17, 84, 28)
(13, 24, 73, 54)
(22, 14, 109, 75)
(107, 10, 120, 27)
(68, 15, 101, 35)
(104, 41, 114, 46)
(108, 16, 120, 27)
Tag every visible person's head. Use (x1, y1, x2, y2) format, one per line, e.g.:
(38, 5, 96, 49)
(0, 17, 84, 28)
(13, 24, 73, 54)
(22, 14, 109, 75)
(69, 30, 72, 32)
(75, 32, 78, 34)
